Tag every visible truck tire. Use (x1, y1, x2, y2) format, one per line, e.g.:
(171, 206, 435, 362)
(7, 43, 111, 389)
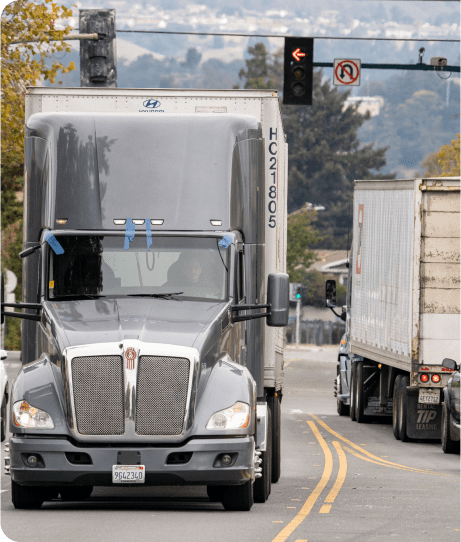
(1, 393, 7, 442)
(349, 363, 357, 421)
(392, 375, 402, 440)
(11, 480, 45, 509)
(220, 480, 254, 511)
(355, 361, 367, 423)
(270, 394, 282, 483)
(60, 486, 93, 501)
(441, 400, 460, 454)
(254, 406, 272, 503)
(337, 374, 350, 417)
(398, 375, 410, 442)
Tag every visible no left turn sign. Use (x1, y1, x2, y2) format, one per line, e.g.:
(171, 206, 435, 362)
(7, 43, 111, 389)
(333, 59, 361, 86)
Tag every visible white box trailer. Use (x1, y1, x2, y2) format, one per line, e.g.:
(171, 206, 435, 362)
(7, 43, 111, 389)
(25, 87, 288, 394)
(334, 177, 459, 441)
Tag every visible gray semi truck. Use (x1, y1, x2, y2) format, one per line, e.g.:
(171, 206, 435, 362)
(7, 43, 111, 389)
(2, 88, 289, 510)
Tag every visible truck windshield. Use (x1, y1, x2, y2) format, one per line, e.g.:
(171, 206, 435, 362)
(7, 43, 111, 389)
(48, 235, 229, 302)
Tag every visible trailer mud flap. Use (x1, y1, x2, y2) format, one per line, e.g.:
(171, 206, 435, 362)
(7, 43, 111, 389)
(406, 386, 441, 440)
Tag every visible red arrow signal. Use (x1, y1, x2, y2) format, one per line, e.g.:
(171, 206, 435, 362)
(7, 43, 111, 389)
(292, 48, 306, 62)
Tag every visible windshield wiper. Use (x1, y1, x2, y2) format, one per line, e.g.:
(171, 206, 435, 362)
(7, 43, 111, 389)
(128, 292, 184, 300)
(51, 294, 107, 300)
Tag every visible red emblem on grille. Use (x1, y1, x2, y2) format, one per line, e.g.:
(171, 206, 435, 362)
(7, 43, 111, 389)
(125, 348, 136, 370)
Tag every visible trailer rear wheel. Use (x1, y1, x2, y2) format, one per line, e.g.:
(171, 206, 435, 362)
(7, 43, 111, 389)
(11, 481, 46, 509)
(220, 480, 254, 511)
(441, 399, 460, 454)
(392, 375, 402, 440)
(349, 363, 357, 421)
(355, 361, 367, 423)
(398, 375, 410, 442)
(270, 394, 282, 483)
(254, 406, 272, 503)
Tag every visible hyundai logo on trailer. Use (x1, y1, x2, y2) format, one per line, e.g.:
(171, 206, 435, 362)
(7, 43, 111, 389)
(140, 99, 165, 112)
(143, 99, 161, 109)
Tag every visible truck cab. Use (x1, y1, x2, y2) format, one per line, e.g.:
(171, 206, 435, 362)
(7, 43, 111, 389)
(4, 104, 289, 510)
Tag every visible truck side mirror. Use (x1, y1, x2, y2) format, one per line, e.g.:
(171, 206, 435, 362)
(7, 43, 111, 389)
(325, 279, 336, 308)
(267, 273, 289, 327)
(442, 358, 458, 371)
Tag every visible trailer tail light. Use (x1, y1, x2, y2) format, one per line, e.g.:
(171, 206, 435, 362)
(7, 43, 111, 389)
(150, 219, 164, 225)
(431, 374, 441, 383)
(420, 373, 429, 383)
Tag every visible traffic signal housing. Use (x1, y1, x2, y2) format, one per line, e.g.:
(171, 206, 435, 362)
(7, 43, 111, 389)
(80, 9, 117, 88)
(296, 286, 302, 300)
(283, 37, 314, 105)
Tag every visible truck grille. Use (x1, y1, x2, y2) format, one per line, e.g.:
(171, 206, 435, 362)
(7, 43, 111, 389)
(71, 356, 125, 435)
(136, 356, 190, 435)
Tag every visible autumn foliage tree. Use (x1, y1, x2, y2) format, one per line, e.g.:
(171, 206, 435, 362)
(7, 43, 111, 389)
(1, 0, 75, 348)
(422, 133, 460, 177)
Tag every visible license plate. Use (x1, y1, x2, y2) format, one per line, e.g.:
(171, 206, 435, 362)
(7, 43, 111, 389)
(418, 388, 440, 404)
(112, 465, 145, 484)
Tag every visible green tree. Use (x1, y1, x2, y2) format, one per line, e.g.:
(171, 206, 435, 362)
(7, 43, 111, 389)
(287, 206, 322, 283)
(1, 0, 75, 348)
(237, 43, 281, 90)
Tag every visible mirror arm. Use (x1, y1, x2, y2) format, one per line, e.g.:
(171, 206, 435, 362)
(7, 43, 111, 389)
(1, 311, 41, 322)
(231, 304, 271, 311)
(230, 304, 272, 323)
(231, 312, 271, 323)
(2, 302, 42, 310)
(19, 244, 40, 259)
(328, 306, 343, 319)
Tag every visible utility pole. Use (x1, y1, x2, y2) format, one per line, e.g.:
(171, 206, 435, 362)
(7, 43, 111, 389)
(295, 285, 302, 346)
(79, 9, 117, 88)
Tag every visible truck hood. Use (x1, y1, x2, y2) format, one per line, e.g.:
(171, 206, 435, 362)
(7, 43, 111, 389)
(43, 298, 227, 351)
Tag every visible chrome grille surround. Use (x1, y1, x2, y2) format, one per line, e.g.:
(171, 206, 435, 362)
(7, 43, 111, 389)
(64, 341, 200, 442)
(136, 356, 190, 435)
(71, 355, 124, 435)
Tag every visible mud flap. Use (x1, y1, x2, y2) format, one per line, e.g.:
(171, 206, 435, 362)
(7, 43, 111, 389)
(406, 386, 442, 440)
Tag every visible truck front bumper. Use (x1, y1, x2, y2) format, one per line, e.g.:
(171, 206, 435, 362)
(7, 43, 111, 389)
(8, 436, 255, 487)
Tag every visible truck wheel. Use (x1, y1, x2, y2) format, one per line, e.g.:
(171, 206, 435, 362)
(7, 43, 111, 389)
(392, 375, 402, 440)
(60, 486, 93, 501)
(11, 480, 45, 509)
(349, 363, 357, 421)
(337, 374, 350, 417)
(270, 394, 282, 483)
(220, 480, 254, 511)
(441, 400, 460, 454)
(254, 406, 272, 503)
(355, 361, 367, 423)
(1, 393, 6, 442)
(398, 376, 410, 442)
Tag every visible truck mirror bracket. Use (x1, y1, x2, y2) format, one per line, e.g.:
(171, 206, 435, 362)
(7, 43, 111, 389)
(231, 304, 271, 324)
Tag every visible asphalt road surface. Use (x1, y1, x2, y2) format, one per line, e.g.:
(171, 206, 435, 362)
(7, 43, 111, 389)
(1, 347, 459, 542)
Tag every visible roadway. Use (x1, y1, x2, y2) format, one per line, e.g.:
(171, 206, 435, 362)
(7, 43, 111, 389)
(1, 347, 459, 542)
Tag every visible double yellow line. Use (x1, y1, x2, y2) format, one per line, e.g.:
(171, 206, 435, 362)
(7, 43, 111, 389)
(272, 413, 447, 542)
(272, 421, 347, 542)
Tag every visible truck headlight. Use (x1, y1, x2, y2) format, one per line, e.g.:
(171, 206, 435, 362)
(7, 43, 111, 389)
(206, 402, 250, 430)
(12, 400, 55, 429)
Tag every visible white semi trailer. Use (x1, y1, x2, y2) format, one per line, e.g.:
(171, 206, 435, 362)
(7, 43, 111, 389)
(328, 177, 460, 442)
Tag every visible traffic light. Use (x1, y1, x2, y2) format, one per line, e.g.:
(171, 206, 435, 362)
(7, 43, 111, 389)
(296, 286, 302, 300)
(79, 9, 117, 88)
(283, 37, 314, 105)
